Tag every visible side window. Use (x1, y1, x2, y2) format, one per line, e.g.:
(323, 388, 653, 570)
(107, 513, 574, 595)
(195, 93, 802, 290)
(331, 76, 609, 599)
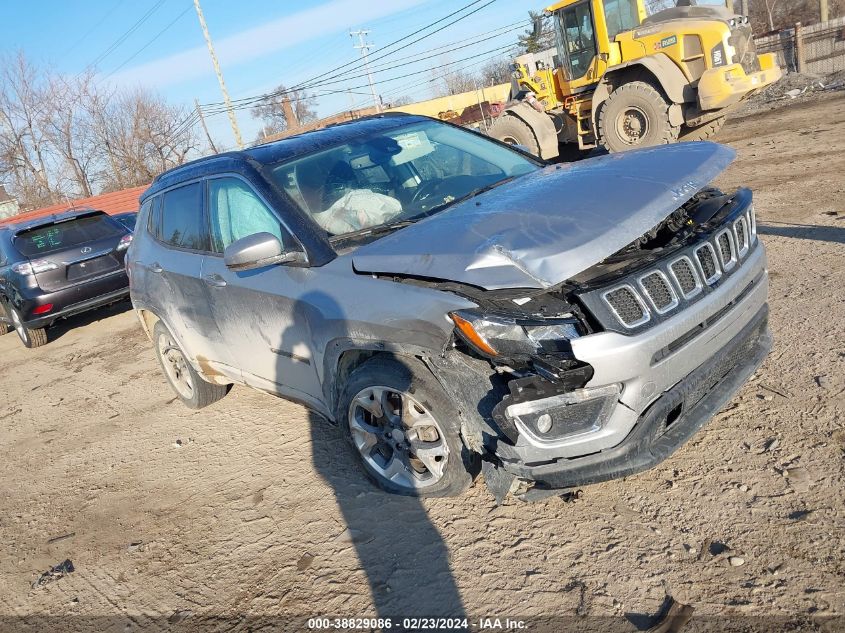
(207, 177, 295, 253)
(160, 183, 207, 251)
(560, 2, 597, 80)
(147, 196, 162, 239)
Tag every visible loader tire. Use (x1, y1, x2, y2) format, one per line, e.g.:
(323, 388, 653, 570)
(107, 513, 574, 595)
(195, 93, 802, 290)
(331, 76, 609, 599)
(679, 116, 726, 142)
(489, 114, 541, 157)
(598, 81, 679, 153)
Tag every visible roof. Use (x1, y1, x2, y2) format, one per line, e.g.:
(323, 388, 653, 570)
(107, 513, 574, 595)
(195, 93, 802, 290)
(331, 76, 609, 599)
(145, 114, 426, 198)
(1, 184, 148, 227)
(0, 208, 110, 233)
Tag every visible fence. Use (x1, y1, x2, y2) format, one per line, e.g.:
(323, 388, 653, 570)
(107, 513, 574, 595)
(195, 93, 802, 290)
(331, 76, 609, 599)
(755, 16, 845, 75)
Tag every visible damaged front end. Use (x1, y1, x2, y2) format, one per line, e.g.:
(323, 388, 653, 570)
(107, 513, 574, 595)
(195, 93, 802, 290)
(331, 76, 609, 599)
(425, 186, 772, 501)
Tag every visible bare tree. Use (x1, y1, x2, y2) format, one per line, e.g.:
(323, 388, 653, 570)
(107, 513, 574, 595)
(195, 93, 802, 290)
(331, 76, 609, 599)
(479, 57, 513, 86)
(430, 57, 478, 97)
(42, 72, 101, 198)
(0, 51, 201, 209)
(0, 52, 59, 208)
(251, 85, 318, 136)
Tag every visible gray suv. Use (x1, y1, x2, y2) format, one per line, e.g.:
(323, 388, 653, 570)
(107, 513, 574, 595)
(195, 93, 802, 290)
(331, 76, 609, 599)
(129, 114, 771, 499)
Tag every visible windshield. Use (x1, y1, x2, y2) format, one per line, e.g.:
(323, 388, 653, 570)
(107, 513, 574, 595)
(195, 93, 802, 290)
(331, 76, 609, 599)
(267, 120, 539, 238)
(14, 213, 124, 257)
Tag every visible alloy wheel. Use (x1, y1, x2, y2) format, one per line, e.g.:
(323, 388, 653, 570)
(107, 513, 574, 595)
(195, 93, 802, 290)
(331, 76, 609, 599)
(348, 386, 449, 490)
(157, 332, 194, 399)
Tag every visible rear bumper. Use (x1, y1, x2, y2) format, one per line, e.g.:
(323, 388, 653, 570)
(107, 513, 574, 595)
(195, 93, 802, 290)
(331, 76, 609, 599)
(16, 271, 129, 328)
(697, 55, 782, 111)
(502, 304, 771, 489)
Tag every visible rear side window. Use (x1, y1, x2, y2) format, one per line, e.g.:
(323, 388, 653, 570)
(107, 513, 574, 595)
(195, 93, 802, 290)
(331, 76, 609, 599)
(146, 197, 161, 239)
(14, 214, 124, 257)
(160, 183, 206, 251)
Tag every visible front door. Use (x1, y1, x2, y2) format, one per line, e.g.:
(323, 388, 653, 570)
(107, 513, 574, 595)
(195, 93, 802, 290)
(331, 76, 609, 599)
(200, 175, 323, 407)
(555, 0, 601, 91)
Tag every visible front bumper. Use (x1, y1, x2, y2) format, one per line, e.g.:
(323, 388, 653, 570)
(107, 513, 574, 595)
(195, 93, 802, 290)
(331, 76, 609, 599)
(698, 54, 782, 111)
(500, 304, 771, 489)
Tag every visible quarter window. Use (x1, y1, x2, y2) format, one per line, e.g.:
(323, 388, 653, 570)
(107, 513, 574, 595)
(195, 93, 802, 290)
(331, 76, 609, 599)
(207, 177, 292, 253)
(160, 183, 206, 251)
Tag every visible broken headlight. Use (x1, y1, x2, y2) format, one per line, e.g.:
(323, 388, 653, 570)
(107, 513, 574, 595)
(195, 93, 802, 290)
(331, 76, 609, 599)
(449, 309, 581, 359)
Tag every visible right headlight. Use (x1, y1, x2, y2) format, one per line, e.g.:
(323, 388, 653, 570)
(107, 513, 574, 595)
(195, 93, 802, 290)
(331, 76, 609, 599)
(449, 309, 581, 359)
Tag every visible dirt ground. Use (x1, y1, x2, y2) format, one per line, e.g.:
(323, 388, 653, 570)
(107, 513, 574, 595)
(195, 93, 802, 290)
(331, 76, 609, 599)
(1, 93, 844, 633)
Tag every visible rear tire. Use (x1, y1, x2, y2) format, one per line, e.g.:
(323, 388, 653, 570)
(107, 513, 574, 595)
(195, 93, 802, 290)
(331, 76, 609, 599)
(489, 114, 541, 157)
(0, 301, 11, 336)
(679, 116, 726, 142)
(598, 81, 679, 153)
(153, 320, 229, 409)
(339, 355, 478, 497)
(9, 307, 48, 348)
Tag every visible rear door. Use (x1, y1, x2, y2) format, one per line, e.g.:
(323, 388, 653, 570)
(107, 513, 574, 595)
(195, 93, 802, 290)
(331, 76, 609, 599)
(12, 213, 128, 293)
(140, 181, 237, 376)
(200, 175, 321, 403)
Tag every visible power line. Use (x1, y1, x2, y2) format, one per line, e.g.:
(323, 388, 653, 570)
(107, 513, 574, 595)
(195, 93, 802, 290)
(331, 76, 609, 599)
(200, 44, 515, 117)
(102, 5, 194, 81)
(202, 0, 498, 111)
(292, 0, 498, 92)
(61, 0, 129, 59)
(83, 0, 167, 72)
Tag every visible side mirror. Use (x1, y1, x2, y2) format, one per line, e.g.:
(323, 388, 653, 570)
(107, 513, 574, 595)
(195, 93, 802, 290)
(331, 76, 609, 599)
(223, 232, 306, 272)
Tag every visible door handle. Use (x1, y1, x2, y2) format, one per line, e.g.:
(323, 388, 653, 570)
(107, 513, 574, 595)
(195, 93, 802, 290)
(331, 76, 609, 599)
(203, 273, 227, 288)
(150, 262, 163, 273)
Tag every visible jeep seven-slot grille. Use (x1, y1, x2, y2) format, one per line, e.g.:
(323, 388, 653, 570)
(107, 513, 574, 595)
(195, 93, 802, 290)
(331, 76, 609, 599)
(717, 231, 735, 268)
(696, 244, 718, 281)
(604, 286, 648, 327)
(670, 258, 699, 297)
(734, 217, 748, 255)
(640, 272, 676, 312)
(592, 206, 758, 330)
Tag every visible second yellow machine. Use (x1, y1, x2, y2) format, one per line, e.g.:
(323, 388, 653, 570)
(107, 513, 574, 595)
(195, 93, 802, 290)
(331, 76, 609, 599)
(490, 0, 781, 157)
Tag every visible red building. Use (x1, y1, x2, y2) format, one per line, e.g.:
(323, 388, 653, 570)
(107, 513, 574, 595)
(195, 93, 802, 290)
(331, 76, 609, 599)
(0, 185, 148, 225)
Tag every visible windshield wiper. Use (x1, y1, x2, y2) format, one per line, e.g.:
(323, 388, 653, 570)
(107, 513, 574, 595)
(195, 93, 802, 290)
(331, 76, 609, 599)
(329, 219, 417, 242)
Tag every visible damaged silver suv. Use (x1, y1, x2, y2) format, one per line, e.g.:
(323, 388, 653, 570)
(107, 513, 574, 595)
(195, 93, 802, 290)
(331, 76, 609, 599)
(129, 114, 771, 499)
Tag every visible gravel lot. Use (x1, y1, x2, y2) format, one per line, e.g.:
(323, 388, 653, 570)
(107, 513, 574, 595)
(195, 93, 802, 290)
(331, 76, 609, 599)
(1, 92, 844, 632)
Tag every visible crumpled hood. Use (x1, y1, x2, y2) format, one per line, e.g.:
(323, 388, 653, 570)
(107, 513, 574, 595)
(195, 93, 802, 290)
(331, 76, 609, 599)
(352, 142, 736, 290)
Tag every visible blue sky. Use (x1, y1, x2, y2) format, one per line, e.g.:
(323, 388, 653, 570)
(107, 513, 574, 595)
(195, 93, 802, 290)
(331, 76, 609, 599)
(2, 0, 541, 149)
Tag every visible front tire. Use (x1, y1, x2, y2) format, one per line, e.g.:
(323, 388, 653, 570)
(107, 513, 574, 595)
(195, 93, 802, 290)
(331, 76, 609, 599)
(679, 116, 726, 142)
(153, 320, 229, 409)
(9, 307, 48, 348)
(489, 114, 541, 157)
(598, 81, 679, 153)
(339, 356, 478, 497)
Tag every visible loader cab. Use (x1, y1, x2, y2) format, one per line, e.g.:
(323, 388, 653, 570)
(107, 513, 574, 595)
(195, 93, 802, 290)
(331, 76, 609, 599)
(546, 0, 646, 92)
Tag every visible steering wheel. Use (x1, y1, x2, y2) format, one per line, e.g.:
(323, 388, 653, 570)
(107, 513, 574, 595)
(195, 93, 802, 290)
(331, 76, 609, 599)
(411, 179, 444, 204)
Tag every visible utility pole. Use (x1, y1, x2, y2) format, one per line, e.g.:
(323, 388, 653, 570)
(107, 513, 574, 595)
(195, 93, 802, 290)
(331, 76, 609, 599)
(820, 0, 829, 22)
(193, 0, 243, 149)
(194, 98, 218, 154)
(350, 29, 381, 113)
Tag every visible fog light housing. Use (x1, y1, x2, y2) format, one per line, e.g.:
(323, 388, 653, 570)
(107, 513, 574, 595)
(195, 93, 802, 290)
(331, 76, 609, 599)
(504, 384, 620, 443)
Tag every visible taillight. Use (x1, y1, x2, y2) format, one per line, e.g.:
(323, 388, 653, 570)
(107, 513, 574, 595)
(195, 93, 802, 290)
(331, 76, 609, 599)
(11, 260, 58, 275)
(117, 234, 133, 251)
(32, 303, 54, 315)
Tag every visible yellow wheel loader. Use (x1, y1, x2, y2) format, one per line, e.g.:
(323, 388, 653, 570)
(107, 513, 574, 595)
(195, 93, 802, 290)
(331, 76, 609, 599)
(489, 0, 782, 158)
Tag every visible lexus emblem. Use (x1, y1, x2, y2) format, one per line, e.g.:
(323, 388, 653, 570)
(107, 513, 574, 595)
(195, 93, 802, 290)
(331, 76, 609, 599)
(81, 247, 92, 254)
